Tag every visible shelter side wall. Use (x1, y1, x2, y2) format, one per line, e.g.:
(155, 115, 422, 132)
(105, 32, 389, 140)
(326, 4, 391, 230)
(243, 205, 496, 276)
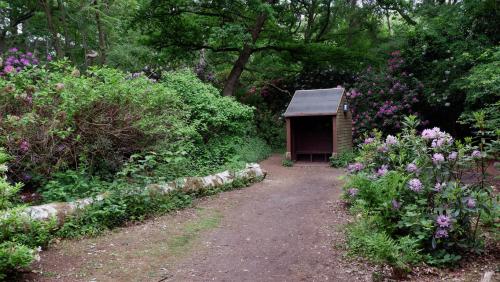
(336, 94, 353, 152)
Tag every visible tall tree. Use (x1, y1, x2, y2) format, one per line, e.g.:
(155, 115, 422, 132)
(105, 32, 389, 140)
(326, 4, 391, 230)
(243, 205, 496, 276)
(137, 0, 364, 96)
(39, 0, 64, 58)
(93, 0, 107, 64)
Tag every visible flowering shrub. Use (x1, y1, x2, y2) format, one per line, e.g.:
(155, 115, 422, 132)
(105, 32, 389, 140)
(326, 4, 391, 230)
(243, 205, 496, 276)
(347, 51, 425, 143)
(0, 48, 40, 76)
(343, 116, 497, 270)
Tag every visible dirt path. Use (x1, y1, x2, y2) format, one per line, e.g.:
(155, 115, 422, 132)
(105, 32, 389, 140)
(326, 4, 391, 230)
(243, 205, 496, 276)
(21, 155, 499, 282)
(25, 155, 373, 281)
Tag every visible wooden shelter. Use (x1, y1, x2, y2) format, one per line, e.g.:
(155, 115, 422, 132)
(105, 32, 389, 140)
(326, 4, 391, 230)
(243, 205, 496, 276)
(284, 87, 352, 161)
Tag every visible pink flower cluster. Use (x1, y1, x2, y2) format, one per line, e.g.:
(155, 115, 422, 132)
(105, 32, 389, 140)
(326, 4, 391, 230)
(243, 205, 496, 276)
(387, 51, 404, 72)
(448, 151, 458, 160)
(347, 89, 362, 99)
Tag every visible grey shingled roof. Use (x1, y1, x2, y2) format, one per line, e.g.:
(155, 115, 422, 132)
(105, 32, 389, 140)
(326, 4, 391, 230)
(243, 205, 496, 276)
(284, 88, 345, 117)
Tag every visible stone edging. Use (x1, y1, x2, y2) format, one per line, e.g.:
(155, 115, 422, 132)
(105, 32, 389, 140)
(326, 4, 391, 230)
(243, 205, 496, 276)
(7, 163, 266, 224)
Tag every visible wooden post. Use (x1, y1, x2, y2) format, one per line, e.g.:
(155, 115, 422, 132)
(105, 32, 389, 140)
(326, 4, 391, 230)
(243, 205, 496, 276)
(332, 115, 337, 155)
(286, 118, 292, 160)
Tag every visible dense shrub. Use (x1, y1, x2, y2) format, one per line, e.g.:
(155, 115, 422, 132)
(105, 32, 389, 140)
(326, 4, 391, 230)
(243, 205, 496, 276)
(343, 116, 497, 270)
(0, 58, 269, 198)
(0, 62, 190, 184)
(458, 47, 500, 138)
(400, 0, 499, 135)
(347, 51, 424, 143)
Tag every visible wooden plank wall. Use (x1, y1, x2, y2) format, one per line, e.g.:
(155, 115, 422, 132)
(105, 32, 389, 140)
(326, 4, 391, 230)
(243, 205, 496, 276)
(335, 94, 353, 152)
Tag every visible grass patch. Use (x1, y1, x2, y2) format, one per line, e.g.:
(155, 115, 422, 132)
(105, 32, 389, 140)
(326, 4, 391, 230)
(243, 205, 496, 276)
(167, 209, 222, 254)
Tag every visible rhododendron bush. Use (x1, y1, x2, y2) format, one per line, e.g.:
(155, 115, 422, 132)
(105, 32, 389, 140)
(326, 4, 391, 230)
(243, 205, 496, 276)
(343, 116, 497, 269)
(0, 52, 268, 193)
(347, 51, 425, 143)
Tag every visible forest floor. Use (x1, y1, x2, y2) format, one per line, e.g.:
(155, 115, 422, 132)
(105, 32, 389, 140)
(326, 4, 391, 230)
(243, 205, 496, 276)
(23, 155, 498, 282)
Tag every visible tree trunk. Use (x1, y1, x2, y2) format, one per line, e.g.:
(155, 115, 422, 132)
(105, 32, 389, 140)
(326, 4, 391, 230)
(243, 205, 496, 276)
(222, 5, 270, 96)
(58, 0, 72, 60)
(346, 0, 358, 48)
(40, 0, 64, 58)
(0, 32, 6, 53)
(386, 9, 392, 36)
(94, 0, 107, 65)
(304, 0, 317, 43)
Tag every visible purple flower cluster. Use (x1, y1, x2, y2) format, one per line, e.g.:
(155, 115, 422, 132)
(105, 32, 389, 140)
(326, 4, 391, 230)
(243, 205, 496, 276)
(1, 48, 40, 76)
(347, 188, 359, 197)
(377, 144, 389, 153)
(376, 101, 400, 117)
(471, 150, 482, 159)
(387, 50, 403, 72)
(433, 182, 445, 192)
(363, 137, 375, 145)
(464, 197, 476, 209)
(347, 89, 362, 99)
(376, 164, 389, 177)
(421, 127, 444, 140)
(391, 199, 401, 210)
(448, 151, 458, 161)
(436, 214, 452, 228)
(347, 162, 364, 173)
(435, 228, 449, 238)
(385, 135, 397, 145)
(19, 140, 30, 153)
(422, 127, 454, 150)
(432, 153, 445, 165)
(406, 163, 418, 173)
(408, 178, 423, 192)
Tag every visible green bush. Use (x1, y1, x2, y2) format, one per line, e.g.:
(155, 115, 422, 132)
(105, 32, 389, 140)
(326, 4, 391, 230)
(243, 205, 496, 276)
(347, 218, 422, 272)
(329, 150, 357, 168)
(0, 149, 22, 209)
(0, 242, 36, 280)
